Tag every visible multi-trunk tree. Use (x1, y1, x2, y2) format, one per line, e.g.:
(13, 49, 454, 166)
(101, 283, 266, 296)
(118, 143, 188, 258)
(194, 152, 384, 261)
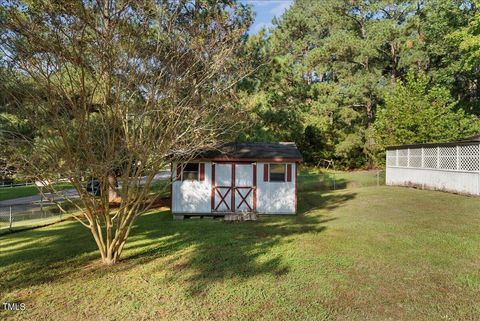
(0, 0, 252, 264)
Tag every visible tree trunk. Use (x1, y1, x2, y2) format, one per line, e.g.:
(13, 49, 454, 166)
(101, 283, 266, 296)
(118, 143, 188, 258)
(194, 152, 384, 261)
(391, 44, 398, 83)
(103, 249, 119, 265)
(366, 101, 374, 125)
(107, 174, 119, 203)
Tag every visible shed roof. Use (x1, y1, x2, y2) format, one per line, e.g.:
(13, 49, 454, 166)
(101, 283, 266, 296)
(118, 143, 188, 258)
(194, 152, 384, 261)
(386, 134, 480, 150)
(195, 142, 303, 162)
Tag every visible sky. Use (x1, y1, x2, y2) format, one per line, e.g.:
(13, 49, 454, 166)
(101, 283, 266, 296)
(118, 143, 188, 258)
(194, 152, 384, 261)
(240, 0, 294, 34)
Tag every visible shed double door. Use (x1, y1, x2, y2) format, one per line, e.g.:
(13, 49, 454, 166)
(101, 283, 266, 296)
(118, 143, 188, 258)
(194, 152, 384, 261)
(212, 163, 256, 213)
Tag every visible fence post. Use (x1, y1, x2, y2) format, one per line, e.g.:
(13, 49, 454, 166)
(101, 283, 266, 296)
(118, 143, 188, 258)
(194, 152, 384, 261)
(9, 206, 12, 230)
(376, 171, 380, 186)
(456, 146, 460, 170)
(437, 146, 440, 169)
(333, 173, 336, 190)
(421, 147, 425, 168)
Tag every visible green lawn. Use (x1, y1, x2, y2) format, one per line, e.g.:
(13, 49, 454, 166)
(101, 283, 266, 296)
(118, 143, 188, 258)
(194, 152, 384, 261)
(298, 168, 385, 191)
(1, 174, 480, 320)
(0, 183, 73, 202)
(0, 180, 169, 202)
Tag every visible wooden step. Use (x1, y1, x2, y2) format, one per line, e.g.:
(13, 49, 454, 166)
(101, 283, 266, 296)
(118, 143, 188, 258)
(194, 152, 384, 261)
(224, 212, 257, 222)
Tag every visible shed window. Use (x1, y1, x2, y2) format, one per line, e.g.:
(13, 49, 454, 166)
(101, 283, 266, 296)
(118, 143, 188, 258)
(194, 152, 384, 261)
(269, 164, 286, 182)
(182, 163, 199, 181)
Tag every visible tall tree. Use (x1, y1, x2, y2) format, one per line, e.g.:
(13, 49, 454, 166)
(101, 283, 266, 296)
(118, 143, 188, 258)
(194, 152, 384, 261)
(373, 71, 480, 158)
(243, 0, 419, 167)
(403, 0, 479, 114)
(240, 0, 480, 167)
(448, 0, 480, 113)
(0, 0, 252, 264)
(236, 32, 307, 143)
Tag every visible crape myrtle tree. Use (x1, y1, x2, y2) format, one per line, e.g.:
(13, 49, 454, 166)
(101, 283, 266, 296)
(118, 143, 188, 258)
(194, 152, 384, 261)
(0, 0, 253, 264)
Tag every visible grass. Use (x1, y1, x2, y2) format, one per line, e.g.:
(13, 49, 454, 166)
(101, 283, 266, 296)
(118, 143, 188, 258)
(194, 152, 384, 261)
(298, 168, 385, 191)
(0, 183, 73, 202)
(149, 180, 171, 198)
(0, 181, 168, 234)
(0, 202, 80, 235)
(0, 214, 73, 234)
(0, 180, 170, 202)
(1, 172, 480, 320)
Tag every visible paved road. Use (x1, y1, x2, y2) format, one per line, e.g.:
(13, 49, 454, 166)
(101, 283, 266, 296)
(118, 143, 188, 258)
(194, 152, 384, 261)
(0, 171, 171, 215)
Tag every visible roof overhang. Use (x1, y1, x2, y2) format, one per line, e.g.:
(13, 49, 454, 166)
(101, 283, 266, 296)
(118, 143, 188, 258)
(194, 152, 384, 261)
(171, 142, 303, 162)
(192, 157, 303, 163)
(386, 140, 480, 150)
(386, 134, 480, 150)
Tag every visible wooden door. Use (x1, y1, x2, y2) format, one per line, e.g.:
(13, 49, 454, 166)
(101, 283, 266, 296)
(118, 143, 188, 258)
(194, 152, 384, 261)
(213, 163, 233, 212)
(234, 164, 254, 212)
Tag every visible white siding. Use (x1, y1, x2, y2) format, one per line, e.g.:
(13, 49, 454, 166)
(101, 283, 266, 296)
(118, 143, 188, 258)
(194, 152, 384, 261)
(172, 162, 212, 213)
(257, 162, 296, 214)
(386, 167, 480, 195)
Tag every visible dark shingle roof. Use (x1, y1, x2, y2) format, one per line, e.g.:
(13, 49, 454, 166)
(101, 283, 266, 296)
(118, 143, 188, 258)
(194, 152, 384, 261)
(196, 142, 303, 161)
(386, 134, 480, 150)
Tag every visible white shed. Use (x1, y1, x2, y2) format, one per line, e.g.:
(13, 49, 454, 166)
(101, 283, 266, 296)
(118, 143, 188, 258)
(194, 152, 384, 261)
(171, 142, 302, 219)
(386, 135, 480, 195)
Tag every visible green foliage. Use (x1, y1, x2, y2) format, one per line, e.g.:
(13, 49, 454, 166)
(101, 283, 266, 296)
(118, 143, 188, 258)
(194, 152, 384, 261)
(238, 0, 480, 168)
(449, 0, 480, 114)
(373, 72, 480, 161)
(0, 182, 73, 202)
(455, 12, 480, 71)
(2, 0, 480, 173)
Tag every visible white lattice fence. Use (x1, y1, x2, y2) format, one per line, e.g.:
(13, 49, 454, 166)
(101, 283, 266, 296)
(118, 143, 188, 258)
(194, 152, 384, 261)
(386, 150, 397, 167)
(460, 145, 480, 171)
(423, 147, 437, 169)
(409, 148, 422, 168)
(386, 144, 480, 172)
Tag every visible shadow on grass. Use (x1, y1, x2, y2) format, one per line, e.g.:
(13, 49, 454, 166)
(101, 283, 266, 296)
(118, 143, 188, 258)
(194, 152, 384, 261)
(298, 174, 349, 192)
(298, 171, 382, 192)
(0, 190, 355, 299)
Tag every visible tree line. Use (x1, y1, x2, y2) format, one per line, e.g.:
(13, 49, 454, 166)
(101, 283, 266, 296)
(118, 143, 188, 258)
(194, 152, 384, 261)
(2, 1, 480, 171)
(236, 0, 480, 168)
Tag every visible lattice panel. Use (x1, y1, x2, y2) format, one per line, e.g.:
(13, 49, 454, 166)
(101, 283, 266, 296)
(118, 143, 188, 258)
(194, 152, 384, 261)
(460, 144, 479, 156)
(386, 150, 397, 167)
(409, 148, 422, 167)
(397, 149, 408, 167)
(424, 147, 437, 168)
(424, 147, 437, 156)
(460, 145, 480, 171)
(439, 146, 457, 170)
(386, 150, 396, 157)
(387, 144, 480, 172)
